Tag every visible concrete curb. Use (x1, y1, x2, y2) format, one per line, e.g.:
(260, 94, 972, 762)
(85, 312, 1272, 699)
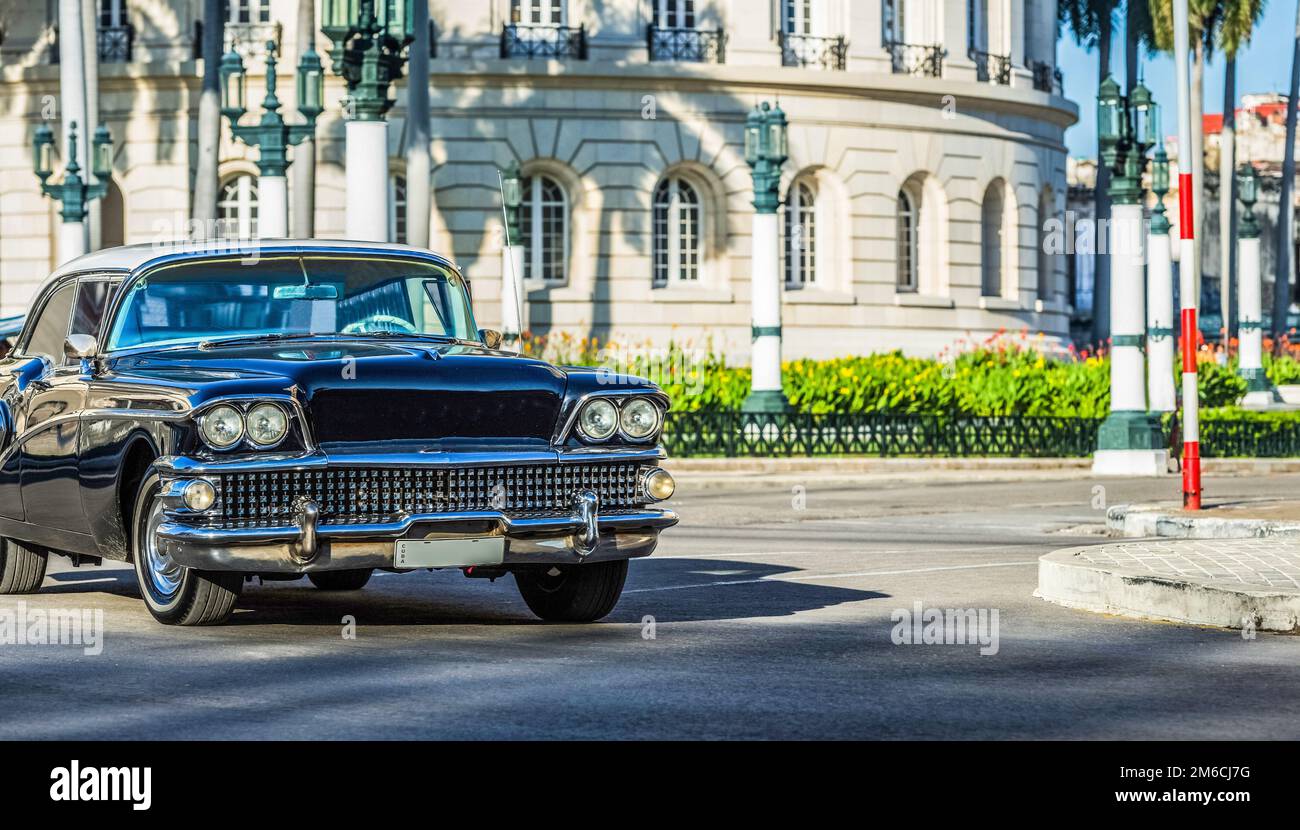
(1036, 546, 1300, 631)
(1107, 502, 1300, 539)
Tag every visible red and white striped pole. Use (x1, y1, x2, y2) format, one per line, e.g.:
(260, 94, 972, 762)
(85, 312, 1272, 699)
(1173, 0, 1201, 509)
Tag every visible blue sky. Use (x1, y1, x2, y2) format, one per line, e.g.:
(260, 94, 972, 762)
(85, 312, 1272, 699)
(1060, 2, 1297, 158)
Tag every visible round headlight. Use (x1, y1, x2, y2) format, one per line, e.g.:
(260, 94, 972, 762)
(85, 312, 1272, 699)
(577, 399, 618, 441)
(246, 403, 289, 446)
(620, 398, 661, 440)
(182, 479, 216, 511)
(200, 405, 244, 449)
(642, 468, 675, 502)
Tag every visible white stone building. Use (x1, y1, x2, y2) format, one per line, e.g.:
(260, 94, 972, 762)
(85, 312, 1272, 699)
(0, 0, 1076, 359)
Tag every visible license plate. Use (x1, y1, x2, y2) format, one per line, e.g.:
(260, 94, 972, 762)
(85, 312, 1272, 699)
(394, 537, 505, 568)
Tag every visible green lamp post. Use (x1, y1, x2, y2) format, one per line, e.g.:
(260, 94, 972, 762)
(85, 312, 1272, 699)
(322, 0, 415, 241)
(33, 119, 114, 265)
(1145, 141, 1177, 413)
(499, 161, 525, 339)
(1092, 74, 1168, 475)
(742, 101, 792, 414)
(1236, 163, 1278, 406)
(219, 41, 322, 238)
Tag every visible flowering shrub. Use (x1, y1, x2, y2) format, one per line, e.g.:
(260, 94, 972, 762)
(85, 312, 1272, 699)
(520, 329, 1265, 415)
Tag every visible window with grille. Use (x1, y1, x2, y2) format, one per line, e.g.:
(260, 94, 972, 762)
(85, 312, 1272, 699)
(217, 174, 259, 239)
(897, 188, 918, 292)
(785, 181, 816, 287)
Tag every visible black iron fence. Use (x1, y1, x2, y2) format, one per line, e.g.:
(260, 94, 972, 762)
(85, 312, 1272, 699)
(501, 23, 587, 59)
(662, 412, 1300, 458)
(97, 24, 133, 62)
(884, 41, 944, 77)
(663, 413, 1102, 457)
(647, 25, 725, 63)
(778, 32, 847, 70)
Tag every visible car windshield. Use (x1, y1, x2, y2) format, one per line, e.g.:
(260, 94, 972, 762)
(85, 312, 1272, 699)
(105, 255, 478, 350)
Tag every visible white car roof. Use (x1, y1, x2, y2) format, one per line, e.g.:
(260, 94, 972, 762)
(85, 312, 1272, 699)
(44, 239, 460, 292)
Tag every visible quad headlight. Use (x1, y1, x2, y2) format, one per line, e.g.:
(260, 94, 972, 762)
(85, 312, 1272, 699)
(577, 398, 619, 441)
(246, 403, 289, 447)
(573, 396, 663, 443)
(199, 405, 244, 449)
(619, 398, 661, 440)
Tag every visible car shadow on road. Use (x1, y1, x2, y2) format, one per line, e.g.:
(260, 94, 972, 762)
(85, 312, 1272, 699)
(33, 558, 887, 627)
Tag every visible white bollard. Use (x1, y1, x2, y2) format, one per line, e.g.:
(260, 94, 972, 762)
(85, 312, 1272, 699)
(1146, 217, 1177, 412)
(744, 210, 787, 411)
(1238, 232, 1274, 408)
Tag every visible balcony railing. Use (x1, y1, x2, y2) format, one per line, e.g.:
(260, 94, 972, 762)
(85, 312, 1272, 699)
(778, 32, 847, 70)
(970, 49, 1011, 85)
(884, 41, 944, 77)
(97, 23, 133, 62)
(647, 24, 725, 63)
(1029, 60, 1063, 94)
(501, 23, 587, 59)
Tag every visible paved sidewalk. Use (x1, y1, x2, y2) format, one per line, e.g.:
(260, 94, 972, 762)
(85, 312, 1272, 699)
(1108, 499, 1300, 539)
(1038, 539, 1300, 631)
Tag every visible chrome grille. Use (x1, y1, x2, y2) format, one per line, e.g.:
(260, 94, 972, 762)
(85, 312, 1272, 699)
(218, 463, 643, 528)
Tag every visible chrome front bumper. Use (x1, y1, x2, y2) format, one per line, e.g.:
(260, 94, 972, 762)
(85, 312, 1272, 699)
(156, 508, 677, 573)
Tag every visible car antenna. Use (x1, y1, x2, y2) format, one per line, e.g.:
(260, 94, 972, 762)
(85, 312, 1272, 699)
(497, 167, 523, 350)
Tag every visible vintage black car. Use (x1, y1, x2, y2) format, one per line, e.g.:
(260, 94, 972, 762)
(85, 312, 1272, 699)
(0, 241, 677, 625)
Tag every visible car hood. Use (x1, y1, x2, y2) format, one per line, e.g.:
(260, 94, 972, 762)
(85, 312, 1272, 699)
(109, 340, 569, 448)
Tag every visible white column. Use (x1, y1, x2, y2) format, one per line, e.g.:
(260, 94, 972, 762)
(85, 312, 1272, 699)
(748, 211, 785, 401)
(58, 0, 89, 254)
(345, 120, 390, 242)
(1146, 228, 1177, 412)
(59, 220, 87, 266)
(1238, 233, 1272, 408)
(258, 175, 288, 238)
(500, 245, 525, 339)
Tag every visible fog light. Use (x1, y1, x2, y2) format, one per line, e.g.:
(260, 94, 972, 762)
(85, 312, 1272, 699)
(182, 479, 217, 511)
(642, 468, 675, 502)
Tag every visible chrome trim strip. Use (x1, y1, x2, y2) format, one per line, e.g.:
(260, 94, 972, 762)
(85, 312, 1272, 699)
(156, 447, 662, 476)
(157, 508, 678, 545)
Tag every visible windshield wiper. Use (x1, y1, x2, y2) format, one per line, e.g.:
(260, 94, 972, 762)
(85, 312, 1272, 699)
(198, 332, 328, 350)
(337, 331, 462, 343)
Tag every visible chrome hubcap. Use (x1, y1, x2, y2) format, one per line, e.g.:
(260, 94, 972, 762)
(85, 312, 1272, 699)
(143, 499, 183, 600)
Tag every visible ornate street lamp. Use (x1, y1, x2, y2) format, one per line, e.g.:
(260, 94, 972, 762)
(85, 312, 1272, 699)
(499, 161, 525, 342)
(1236, 162, 1278, 406)
(742, 101, 792, 414)
(1092, 74, 1167, 475)
(321, 0, 416, 240)
(219, 41, 321, 238)
(32, 119, 114, 264)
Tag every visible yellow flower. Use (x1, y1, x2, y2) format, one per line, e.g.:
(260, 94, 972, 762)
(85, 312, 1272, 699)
(839, 386, 851, 396)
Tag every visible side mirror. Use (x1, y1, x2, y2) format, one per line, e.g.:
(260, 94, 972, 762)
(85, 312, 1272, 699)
(478, 329, 503, 350)
(64, 334, 98, 370)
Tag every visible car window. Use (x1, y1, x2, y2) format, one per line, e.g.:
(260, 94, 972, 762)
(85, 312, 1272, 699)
(22, 282, 76, 361)
(70, 279, 114, 338)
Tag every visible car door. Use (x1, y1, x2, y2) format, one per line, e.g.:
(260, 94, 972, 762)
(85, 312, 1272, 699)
(12, 276, 110, 534)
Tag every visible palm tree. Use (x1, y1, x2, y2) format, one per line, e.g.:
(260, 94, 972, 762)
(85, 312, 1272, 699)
(1060, 0, 1121, 343)
(1215, 1, 1266, 347)
(1274, 3, 1300, 349)
(193, 0, 223, 234)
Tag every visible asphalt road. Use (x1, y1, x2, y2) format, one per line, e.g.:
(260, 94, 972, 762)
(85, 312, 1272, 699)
(4, 471, 1300, 740)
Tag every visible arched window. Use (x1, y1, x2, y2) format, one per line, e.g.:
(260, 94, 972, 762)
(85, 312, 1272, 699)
(217, 174, 258, 239)
(896, 188, 918, 292)
(652, 176, 700, 286)
(981, 180, 1005, 297)
(785, 180, 816, 287)
(522, 174, 567, 283)
(390, 174, 407, 244)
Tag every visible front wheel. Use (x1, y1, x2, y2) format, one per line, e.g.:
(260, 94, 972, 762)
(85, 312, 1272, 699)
(0, 538, 47, 594)
(308, 569, 373, 591)
(131, 473, 242, 626)
(514, 560, 628, 622)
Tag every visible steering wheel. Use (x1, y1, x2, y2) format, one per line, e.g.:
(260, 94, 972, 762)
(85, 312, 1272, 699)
(341, 315, 419, 335)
